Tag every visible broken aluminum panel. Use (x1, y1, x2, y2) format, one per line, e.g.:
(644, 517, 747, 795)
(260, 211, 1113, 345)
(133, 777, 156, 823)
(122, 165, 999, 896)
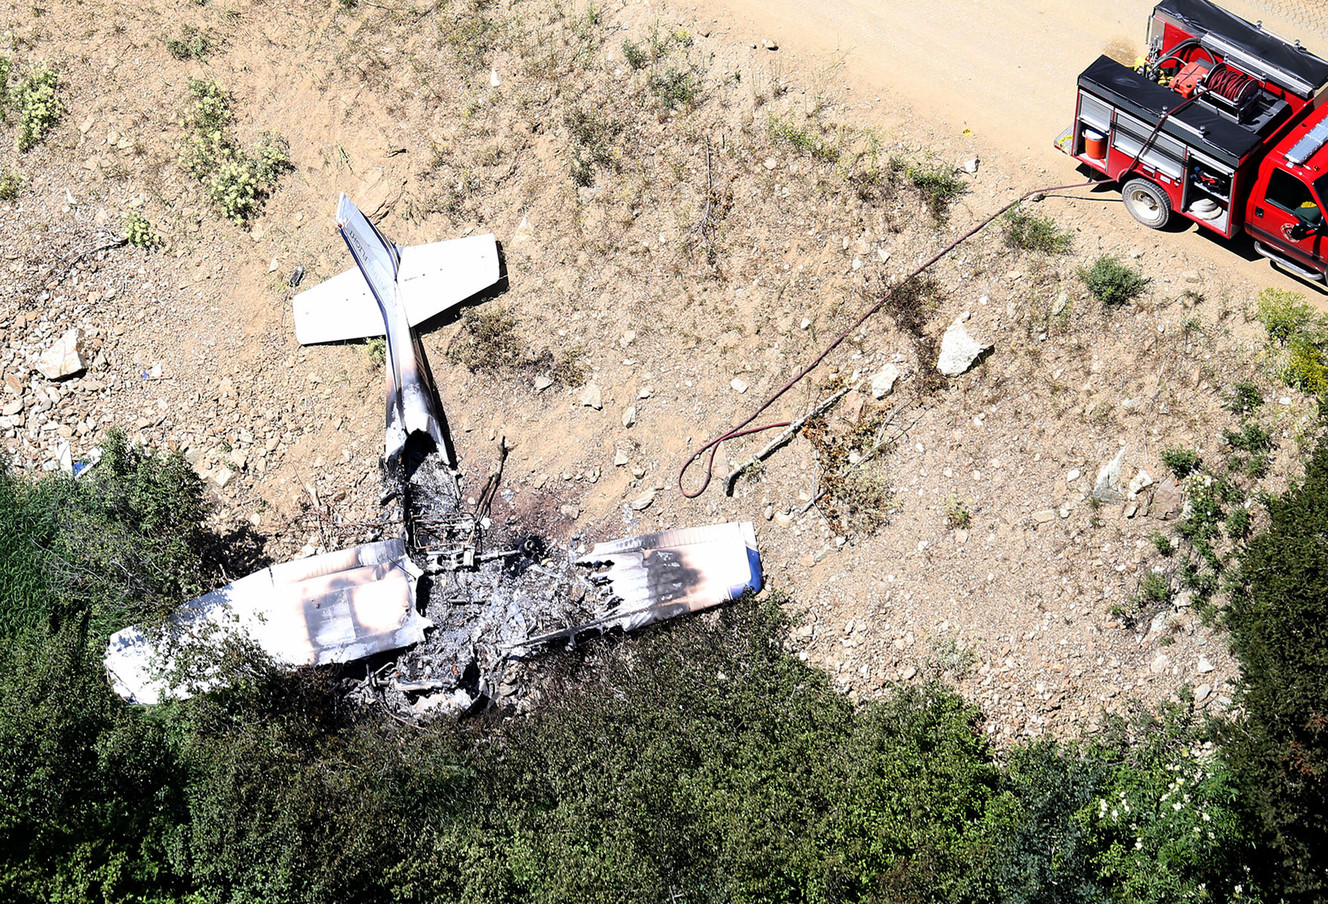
(105, 539, 430, 704)
(556, 521, 762, 637)
(334, 194, 447, 466)
(292, 233, 500, 345)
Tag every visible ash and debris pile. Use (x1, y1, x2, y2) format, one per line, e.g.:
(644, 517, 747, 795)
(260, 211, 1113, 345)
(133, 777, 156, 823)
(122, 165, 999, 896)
(347, 439, 605, 720)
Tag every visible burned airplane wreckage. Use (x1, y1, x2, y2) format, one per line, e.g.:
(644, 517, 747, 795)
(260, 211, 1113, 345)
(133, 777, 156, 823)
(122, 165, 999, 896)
(105, 195, 763, 716)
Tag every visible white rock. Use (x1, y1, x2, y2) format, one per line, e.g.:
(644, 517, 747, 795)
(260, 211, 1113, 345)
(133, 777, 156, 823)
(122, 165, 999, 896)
(613, 449, 630, 467)
(730, 377, 749, 394)
(870, 364, 902, 399)
(489, 68, 501, 87)
(630, 489, 655, 511)
(1194, 683, 1212, 703)
(1066, 469, 1081, 483)
(579, 383, 603, 409)
(936, 317, 991, 376)
(620, 330, 636, 348)
(1093, 446, 1128, 503)
(962, 157, 979, 174)
(533, 375, 553, 392)
(36, 329, 87, 380)
(799, 318, 811, 330)
(1197, 655, 1215, 674)
(1128, 469, 1153, 497)
(212, 466, 235, 489)
(622, 406, 637, 427)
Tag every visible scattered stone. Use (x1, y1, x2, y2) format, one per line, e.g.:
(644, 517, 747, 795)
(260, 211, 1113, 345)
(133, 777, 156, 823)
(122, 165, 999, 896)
(36, 329, 87, 380)
(1150, 479, 1182, 520)
(212, 466, 235, 489)
(761, 38, 778, 50)
(936, 317, 991, 375)
(871, 363, 902, 399)
(1128, 469, 1153, 498)
(1092, 446, 1127, 503)
(1032, 509, 1056, 524)
(1181, 269, 1201, 284)
(579, 383, 602, 409)
(901, 665, 917, 680)
(533, 375, 553, 392)
(559, 503, 580, 519)
(622, 406, 637, 427)
(630, 489, 655, 511)
(1066, 468, 1081, 483)
(1197, 655, 1215, 674)
(730, 377, 749, 393)
(799, 318, 811, 329)
(763, 158, 777, 170)
(613, 449, 630, 467)
(962, 157, 979, 174)
(773, 512, 793, 527)
(619, 330, 636, 348)
(1, 399, 21, 417)
(1150, 652, 1171, 674)
(1052, 291, 1069, 316)
(1194, 683, 1212, 703)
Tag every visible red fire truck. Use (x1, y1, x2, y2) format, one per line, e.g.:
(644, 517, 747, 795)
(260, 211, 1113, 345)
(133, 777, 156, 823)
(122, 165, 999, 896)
(1057, 0, 1328, 283)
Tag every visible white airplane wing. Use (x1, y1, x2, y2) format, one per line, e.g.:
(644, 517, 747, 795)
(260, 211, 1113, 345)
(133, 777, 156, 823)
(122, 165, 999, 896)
(293, 232, 500, 345)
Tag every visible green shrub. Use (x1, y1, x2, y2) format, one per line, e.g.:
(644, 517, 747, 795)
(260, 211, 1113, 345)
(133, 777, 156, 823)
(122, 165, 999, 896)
(1161, 446, 1202, 478)
(1003, 208, 1073, 254)
(566, 107, 618, 187)
(0, 54, 11, 107)
(1081, 254, 1149, 305)
(768, 113, 840, 162)
(1224, 435, 1328, 897)
(621, 38, 647, 70)
(179, 80, 290, 223)
(165, 24, 213, 60)
(1223, 421, 1273, 455)
(648, 65, 701, 108)
(1284, 336, 1328, 399)
(0, 430, 210, 641)
(1225, 381, 1264, 415)
(123, 210, 157, 249)
(10, 61, 62, 151)
(1254, 287, 1320, 345)
(0, 168, 20, 200)
(907, 160, 967, 221)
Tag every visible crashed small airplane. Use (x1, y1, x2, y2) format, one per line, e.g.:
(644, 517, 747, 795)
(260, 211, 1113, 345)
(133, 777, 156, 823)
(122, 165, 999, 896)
(105, 195, 763, 710)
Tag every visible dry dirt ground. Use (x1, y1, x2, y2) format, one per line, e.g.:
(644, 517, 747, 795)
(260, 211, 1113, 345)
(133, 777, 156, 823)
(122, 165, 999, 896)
(1, 0, 1324, 741)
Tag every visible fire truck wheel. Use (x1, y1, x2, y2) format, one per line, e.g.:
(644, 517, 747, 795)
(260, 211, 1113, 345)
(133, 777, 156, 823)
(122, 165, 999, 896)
(1122, 178, 1172, 229)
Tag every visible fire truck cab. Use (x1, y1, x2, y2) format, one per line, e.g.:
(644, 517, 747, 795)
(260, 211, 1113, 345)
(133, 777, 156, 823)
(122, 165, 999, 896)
(1057, 0, 1328, 282)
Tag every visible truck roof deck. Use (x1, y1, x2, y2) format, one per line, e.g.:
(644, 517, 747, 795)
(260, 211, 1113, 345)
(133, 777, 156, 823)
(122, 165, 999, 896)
(1079, 55, 1289, 167)
(1153, 0, 1328, 99)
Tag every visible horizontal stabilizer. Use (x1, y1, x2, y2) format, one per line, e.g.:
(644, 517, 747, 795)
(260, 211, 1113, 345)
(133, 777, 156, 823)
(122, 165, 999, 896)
(293, 233, 500, 344)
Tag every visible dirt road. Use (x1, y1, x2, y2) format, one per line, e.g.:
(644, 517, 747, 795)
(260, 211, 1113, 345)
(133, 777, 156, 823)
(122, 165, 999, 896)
(682, 0, 1328, 292)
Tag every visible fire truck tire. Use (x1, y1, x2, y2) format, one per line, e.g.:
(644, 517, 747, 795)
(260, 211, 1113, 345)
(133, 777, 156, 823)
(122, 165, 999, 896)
(1122, 178, 1172, 229)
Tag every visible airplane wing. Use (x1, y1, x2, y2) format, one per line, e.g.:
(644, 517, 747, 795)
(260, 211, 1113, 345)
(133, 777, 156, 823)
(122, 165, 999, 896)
(293, 232, 500, 345)
(104, 539, 430, 704)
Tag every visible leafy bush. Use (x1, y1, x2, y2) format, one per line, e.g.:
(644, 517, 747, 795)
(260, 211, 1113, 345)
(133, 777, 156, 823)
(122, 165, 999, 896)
(1224, 435, 1328, 897)
(0, 429, 210, 640)
(165, 24, 213, 60)
(9, 61, 63, 151)
(0, 168, 20, 200)
(1161, 446, 1202, 478)
(1081, 254, 1149, 305)
(179, 79, 291, 223)
(1225, 381, 1264, 415)
(1254, 287, 1320, 344)
(1254, 287, 1328, 404)
(1003, 208, 1073, 254)
(123, 210, 157, 249)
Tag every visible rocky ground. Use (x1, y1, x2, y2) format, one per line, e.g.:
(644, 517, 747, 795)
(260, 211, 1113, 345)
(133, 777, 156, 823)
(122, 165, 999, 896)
(2, 0, 1323, 741)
